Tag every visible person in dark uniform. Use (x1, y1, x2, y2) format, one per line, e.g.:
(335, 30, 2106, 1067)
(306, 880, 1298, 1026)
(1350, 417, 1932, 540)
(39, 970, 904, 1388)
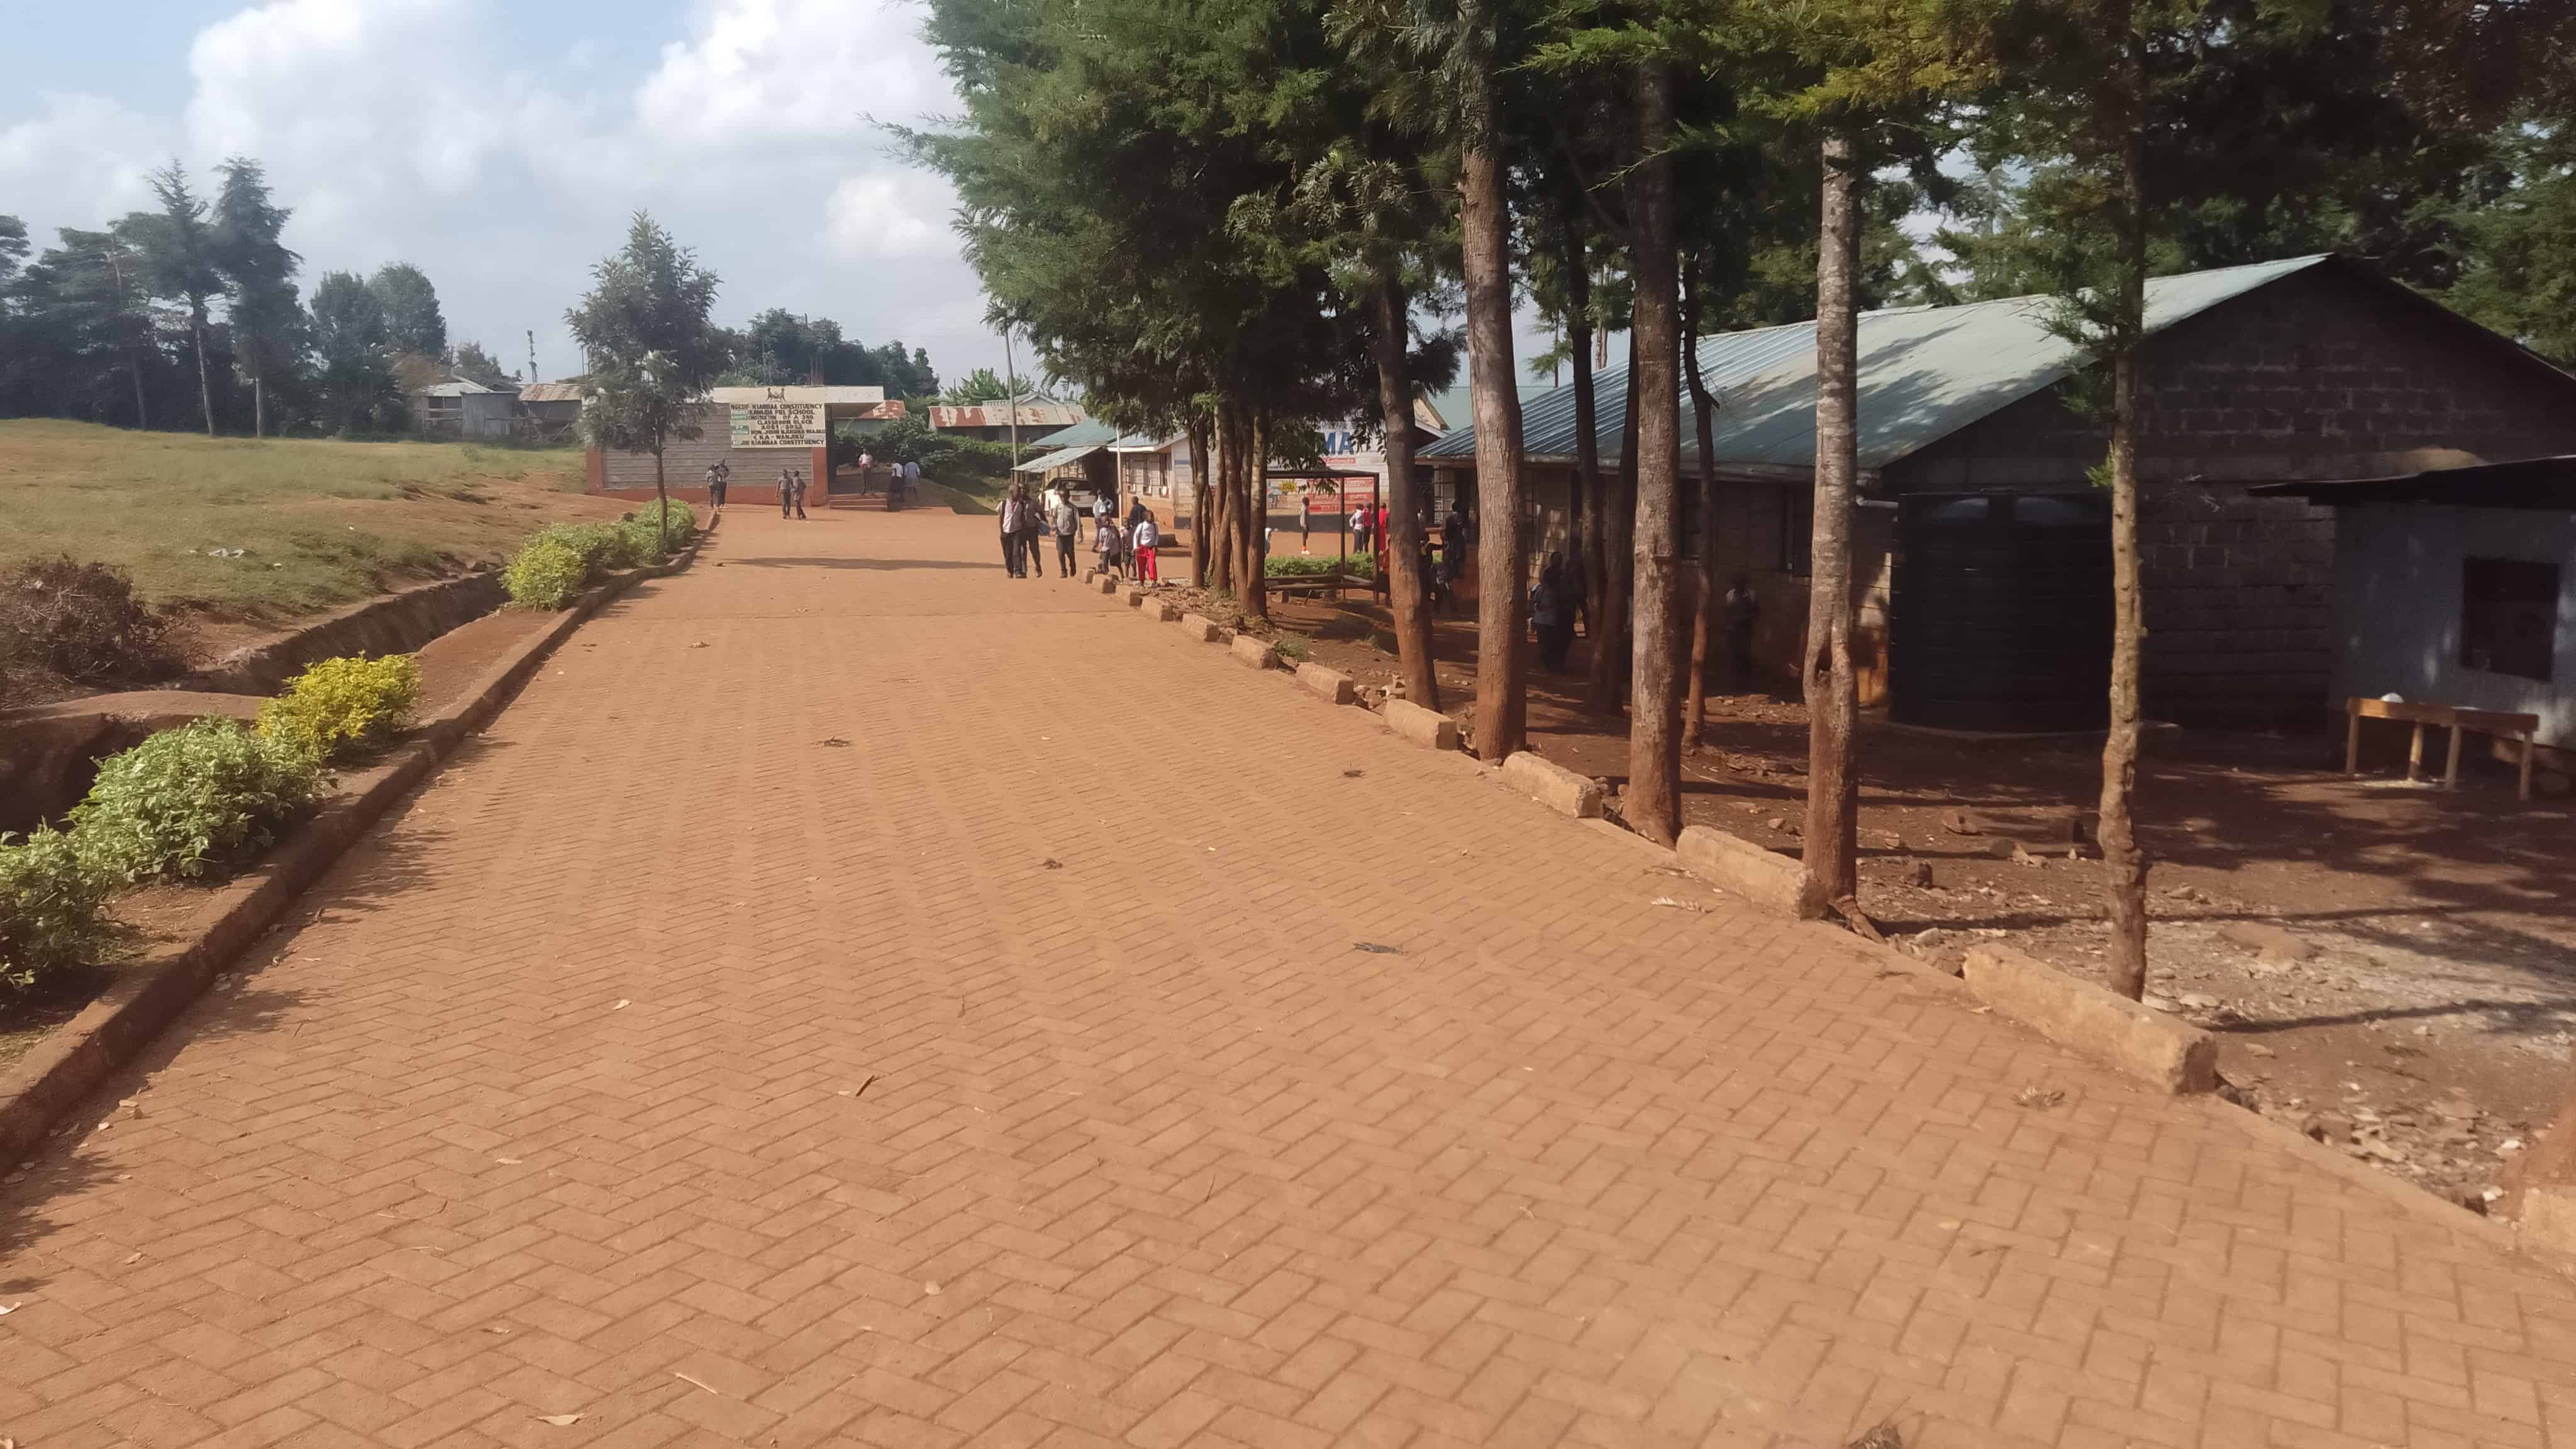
(1723, 572, 1760, 691)
(792, 469, 809, 520)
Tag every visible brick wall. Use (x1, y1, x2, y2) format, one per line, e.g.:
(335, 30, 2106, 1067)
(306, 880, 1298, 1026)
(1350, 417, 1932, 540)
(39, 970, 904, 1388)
(595, 402, 817, 504)
(1892, 264, 2576, 727)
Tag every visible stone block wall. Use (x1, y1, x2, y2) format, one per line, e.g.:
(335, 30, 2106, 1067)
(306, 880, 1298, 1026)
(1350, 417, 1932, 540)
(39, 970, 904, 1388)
(1891, 262, 2576, 728)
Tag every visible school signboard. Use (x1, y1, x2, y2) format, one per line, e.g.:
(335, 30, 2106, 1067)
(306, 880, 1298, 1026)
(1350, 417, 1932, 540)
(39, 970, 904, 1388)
(730, 401, 826, 448)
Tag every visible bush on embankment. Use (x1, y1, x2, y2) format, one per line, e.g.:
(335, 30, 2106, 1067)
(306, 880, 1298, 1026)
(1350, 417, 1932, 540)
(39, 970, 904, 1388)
(503, 504, 696, 609)
(0, 826, 114, 998)
(70, 718, 326, 884)
(257, 654, 423, 761)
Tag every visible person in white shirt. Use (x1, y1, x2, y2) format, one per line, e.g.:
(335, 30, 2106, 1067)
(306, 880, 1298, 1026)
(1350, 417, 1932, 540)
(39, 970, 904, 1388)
(1131, 509, 1160, 584)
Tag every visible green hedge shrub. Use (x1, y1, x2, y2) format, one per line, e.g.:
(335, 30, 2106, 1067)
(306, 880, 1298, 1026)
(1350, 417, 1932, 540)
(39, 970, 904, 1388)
(258, 654, 422, 760)
(1266, 551, 1374, 578)
(0, 827, 113, 997)
(72, 719, 326, 882)
(622, 499, 696, 562)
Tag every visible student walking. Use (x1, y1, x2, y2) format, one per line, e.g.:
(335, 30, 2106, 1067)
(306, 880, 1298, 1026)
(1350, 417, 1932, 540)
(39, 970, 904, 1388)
(1000, 482, 1030, 575)
(1131, 508, 1160, 584)
(704, 460, 728, 513)
(1532, 557, 1576, 672)
(792, 469, 809, 520)
(779, 468, 795, 518)
(1048, 487, 1079, 577)
(1094, 502, 1121, 576)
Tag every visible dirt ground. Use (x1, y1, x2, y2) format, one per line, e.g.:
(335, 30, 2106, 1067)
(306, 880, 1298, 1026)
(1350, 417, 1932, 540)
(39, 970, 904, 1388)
(1157, 562, 2576, 1216)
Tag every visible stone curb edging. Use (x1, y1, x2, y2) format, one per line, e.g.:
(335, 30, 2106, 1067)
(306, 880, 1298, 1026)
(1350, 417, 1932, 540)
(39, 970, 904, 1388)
(1963, 943, 2218, 1096)
(1500, 751, 1604, 819)
(1675, 824, 1803, 915)
(0, 521, 717, 1172)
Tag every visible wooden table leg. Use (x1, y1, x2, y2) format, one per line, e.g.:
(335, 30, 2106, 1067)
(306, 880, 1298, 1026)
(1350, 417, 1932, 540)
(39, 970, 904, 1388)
(2523, 731, 2536, 803)
(2445, 724, 2464, 789)
(2345, 704, 2362, 775)
(2407, 723, 2426, 782)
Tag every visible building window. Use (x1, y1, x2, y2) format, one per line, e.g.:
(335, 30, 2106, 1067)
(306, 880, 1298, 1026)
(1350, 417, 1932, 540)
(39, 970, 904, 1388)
(1779, 484, 1813, 576)
(2462, 557, 2558, 682)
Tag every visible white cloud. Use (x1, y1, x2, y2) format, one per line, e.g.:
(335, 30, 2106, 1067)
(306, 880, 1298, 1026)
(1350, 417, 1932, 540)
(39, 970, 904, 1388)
(0, 92, 174, 229)
(826, 172, 950, 260)
(635, 0, 948, 150)
(0, 0, 1004, 382)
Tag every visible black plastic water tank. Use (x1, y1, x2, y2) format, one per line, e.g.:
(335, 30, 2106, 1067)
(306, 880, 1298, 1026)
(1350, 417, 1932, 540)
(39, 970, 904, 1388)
(1890, 492, 2111, 732)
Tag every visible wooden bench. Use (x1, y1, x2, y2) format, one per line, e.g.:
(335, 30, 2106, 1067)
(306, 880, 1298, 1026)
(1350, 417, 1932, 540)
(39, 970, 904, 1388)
(2343, 696, 2543, 802)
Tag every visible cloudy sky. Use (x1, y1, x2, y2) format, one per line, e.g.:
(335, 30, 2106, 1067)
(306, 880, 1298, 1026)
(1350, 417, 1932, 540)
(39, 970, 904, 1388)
(5, 0, 1009, 386)
(5, 0, 1577, 402)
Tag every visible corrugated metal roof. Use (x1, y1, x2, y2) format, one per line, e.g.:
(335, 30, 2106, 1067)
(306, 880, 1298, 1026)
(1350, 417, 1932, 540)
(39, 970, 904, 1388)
(1108, 432, 1182, 452)
(931, 401, 1086, 430)
(413, 379, 506, 397)
(1421, 255, 2333, 470)
(1029, 418, 1119, 450)
(517, 382, 586, 403)
(1012, 443, 1104, 474)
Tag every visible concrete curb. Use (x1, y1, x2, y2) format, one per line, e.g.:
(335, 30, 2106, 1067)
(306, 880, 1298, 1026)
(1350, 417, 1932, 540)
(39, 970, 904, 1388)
(1230, 634, 1279, 669)
(1178, 613, 1224, 643)
(0, 521, 716, 1172)
(1500, 751, 1605, 819)
(1675, 825, 1803, 915)
(1961, 943, 2219, 1096)
(1142, 597, 1182, 622)
(1383, 698, 1459, 751)
(1295, 662, 1355, 705)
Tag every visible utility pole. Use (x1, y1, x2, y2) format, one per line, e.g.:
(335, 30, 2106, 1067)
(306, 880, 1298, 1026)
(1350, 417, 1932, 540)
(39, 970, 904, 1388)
(526, 329, 540, 384)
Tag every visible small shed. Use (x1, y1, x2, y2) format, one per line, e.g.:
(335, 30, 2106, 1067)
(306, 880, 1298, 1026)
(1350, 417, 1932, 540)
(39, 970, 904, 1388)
(516, 381, 586, 442)
(2253, 458, 2576, 750)
(413, 379, 516, 438)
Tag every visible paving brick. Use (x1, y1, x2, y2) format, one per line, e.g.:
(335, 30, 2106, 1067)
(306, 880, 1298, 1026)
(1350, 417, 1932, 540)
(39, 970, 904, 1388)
(2, 510, 2571, 1449)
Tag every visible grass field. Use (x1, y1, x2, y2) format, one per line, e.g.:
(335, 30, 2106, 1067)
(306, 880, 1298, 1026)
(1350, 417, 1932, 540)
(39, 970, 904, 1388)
(0, 420, 629, 622)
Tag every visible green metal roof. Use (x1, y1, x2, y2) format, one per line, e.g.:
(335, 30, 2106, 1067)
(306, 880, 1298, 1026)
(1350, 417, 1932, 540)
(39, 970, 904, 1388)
(1027, 418, 1119, 450)
(1012, 443, 1104, 474)
(1420, 255, 2334, 470)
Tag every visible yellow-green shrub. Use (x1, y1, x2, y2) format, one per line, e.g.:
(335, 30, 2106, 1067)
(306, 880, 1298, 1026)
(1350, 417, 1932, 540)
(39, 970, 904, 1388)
(257, 654, 422, 759)
(623, 500, 696, 562)
(504, 527, 597, 609)
(70, 718, 325, 882)
(0, 826, 113, 997)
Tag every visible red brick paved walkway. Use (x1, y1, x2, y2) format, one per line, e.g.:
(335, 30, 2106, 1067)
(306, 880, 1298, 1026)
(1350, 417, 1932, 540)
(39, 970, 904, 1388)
(7, 511, 2575, 1449)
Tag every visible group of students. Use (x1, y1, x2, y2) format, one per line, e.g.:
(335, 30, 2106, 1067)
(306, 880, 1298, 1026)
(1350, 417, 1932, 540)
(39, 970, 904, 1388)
(997, 480, 1160, 582)
(696, 459, 814, 519)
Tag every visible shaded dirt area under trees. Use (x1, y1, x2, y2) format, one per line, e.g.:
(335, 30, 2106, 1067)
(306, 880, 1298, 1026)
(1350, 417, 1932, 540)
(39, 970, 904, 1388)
(1168, 571, 2576, 1216)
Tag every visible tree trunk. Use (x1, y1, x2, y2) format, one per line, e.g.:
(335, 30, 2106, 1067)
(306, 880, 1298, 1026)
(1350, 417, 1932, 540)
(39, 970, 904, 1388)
(1462, 90, 1528, 761)
(131, 348, 147, 429)
(192, 309, 214, 436)
(1188, 415, 1212, 586)
(253, 372, 266, 440)
(1208, 408, 1235, 593)
(1798, 132, 1864, 920)
(1567, 223, 1603, 655)
(1624, 64, 1685, 846)
(1241, 413, 1270, 621)
(653, 443, 670, 554)
(1683, 272, 1721, 745)
(1377, 275, 1439, 708)
(2099, 26, 2153, 999)
(1587, 330, 1638, 714)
